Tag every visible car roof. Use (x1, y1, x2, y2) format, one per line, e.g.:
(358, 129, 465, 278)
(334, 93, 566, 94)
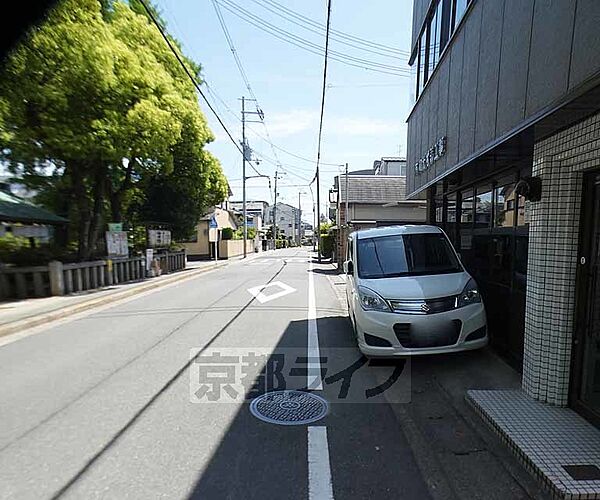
(352, 224, 443, 240)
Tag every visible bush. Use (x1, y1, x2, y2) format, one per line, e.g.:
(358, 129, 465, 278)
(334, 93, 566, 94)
(320, 232, 334, 259)
(221, 227, 234, 240)
(233, 227, 256, 240)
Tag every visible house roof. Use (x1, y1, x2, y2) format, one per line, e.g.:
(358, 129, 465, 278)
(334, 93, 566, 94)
(338, 175, 411, 204)
(0, 190, 68, 225)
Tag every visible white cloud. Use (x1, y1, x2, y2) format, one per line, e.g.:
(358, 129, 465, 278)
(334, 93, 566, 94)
(267, 109, 318, 137)
(265, 109, 402, 138)
(328, 117, 401, 137)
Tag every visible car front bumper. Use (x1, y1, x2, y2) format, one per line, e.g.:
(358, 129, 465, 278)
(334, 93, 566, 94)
(353, 301, 487, 357)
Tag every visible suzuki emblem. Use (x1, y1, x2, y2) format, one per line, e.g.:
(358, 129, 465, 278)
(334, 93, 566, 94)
(421, 303, 430, 313)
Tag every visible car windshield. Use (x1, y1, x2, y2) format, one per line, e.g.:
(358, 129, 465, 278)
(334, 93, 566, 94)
(356, 232, 462, 279)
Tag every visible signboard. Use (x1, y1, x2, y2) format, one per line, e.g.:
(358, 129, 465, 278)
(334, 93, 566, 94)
(108, 222, 123, 232)
(106, 231, 129, 257)
(12, 225, 50, 239)
(145, 248, 154, 271)
(148, 229, 171, 247)
(524, 200, 531, 224)
(414, 136, 447, 175)
(209, 215, 218, 229)
(209, 228, 218, 243)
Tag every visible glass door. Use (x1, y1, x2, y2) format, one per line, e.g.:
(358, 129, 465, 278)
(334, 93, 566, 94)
(574, 172, 600, 422)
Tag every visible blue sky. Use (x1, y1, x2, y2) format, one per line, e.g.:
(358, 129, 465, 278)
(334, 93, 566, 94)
(155, 0, 414, 222)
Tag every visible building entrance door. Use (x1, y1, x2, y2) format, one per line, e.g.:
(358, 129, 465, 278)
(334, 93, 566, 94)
(573, 172, 600, 424)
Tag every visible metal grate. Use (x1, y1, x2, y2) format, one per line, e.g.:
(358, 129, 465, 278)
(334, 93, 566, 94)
(389, 295, 457, 315)
(249, 390, 328, 426)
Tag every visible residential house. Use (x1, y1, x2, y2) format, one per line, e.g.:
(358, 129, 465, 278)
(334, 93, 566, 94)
(228, 200, 269, 232)
(265, 202, 301, 241)
(329, 174, 426, 267)
(373, 157, 407, 176)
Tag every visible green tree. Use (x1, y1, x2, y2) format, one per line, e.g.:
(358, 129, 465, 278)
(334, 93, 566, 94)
(0, 0, 226, 259)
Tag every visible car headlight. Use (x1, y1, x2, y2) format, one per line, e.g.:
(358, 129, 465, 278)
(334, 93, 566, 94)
(457, 278, 481, 308)
(357, 286, 391, 312)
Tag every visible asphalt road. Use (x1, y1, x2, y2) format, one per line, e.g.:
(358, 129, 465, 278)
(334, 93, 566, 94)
(0, 248, 539, 500)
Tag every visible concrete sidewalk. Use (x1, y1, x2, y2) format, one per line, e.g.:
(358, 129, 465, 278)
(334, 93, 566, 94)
(0, 259, 226, 338)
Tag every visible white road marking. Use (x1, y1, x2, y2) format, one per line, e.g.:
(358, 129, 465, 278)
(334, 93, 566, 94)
(247, 281, 296, 304)
(307, 259, 323, 390)
(308, 426, 334, 500)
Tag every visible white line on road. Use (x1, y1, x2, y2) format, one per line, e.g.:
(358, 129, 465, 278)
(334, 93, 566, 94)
(307, 259, 323, 390)
(308, 426, 334, 500)
(247, 281, 296, 303)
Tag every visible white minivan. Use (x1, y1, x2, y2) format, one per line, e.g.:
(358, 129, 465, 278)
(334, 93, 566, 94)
(345, 225, 487, 357)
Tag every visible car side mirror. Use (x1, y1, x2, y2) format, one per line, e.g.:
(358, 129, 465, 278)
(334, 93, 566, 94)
(345, 260, 354, 275)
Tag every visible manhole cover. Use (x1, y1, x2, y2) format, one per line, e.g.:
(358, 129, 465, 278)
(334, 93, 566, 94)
(249, 390, 328, 426)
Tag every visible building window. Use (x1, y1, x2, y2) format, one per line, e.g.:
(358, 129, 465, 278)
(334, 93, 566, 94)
(494, 183, 515, 227)
(447, 193, 457, 222)
(460, 188, 474, 226)
(414, 0, 471, 100)
(516, 194, 528, 227)
(435, 197, 443, 223)
(475, 185, 492, 228)
(451, 0, 469, 32)
(418, 30, 427, 96)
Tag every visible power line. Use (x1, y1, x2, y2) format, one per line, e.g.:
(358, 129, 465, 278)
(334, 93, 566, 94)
(210, 0, 258, 102)
(204, 83, 343, 168)
(138, 0, 243, 157)
(210, 0, 286, 180)
(255, 0, 410, 56)
(217, 0, 411, 74)
(246, 0, 408, 61)
(214, 0, 411, 77)
(313, 0, 332, 263)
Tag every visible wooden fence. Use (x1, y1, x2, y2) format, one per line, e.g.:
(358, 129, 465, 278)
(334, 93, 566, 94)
(0, 251, 186, 301)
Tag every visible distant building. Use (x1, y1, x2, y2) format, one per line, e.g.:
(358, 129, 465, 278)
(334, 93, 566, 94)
(265, 202, 300, 240)
(228, 200, 269, 231)
(329, 174, 426, 266)
(373, 157, 407, 176)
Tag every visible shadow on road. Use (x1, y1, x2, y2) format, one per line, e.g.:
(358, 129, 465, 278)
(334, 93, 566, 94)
(187, 314, 427, 500)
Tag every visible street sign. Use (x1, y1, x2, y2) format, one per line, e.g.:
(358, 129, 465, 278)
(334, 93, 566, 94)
(106, 231, 129, 257)
(108, 222, 123, 232)
(148, 229, 171, 247)
(145, 248, 154, 271)
(209, 215, 218, 229)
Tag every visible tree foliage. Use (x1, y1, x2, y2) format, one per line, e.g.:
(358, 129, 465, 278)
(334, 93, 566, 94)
(0, 0, 227, 259)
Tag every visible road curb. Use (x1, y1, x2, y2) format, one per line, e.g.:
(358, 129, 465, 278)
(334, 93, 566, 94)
(0, 262, 228, 339)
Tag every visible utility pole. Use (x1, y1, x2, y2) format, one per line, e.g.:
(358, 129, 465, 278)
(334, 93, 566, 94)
(345, 162, 349, 228)
(273, 170, 278, 249)
(298, 192, 301, 246)
(316, 166, 321, 263)
(297, 191, 306, 246)
(313, 202, 316, 252)
(240, 96, 263, 258)
(241, 96, 247, 258)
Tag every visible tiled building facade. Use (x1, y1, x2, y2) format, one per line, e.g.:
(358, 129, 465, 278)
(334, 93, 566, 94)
(524, 113, 600, 406)
(407, 1, 600, 494)
(407, 0, 600, 420)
